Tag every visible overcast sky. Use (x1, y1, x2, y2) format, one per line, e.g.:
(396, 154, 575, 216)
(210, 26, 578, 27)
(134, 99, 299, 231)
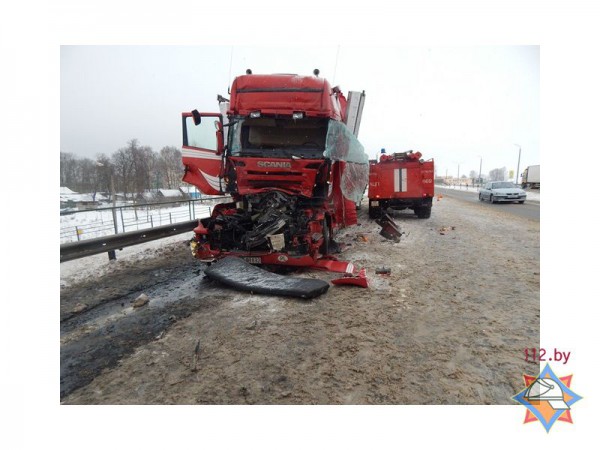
(61, 45, 539, 180)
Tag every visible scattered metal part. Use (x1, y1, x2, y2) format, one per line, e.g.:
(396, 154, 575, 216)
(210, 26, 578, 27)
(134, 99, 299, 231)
(375, 214, 405, 242)
(375, 267, 391, 275)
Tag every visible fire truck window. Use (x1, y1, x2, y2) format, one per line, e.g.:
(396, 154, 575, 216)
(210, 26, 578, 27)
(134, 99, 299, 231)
(185, 116, 217, 151)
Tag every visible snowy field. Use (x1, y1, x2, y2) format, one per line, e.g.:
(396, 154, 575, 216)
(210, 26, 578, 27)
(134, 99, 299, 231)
(60, 203, 212, 243)
(60, 199, 220, 285)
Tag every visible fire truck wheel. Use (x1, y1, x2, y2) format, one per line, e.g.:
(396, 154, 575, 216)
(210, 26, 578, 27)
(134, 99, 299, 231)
(415, 206, 431, 219)
(369, 206, 381, 219)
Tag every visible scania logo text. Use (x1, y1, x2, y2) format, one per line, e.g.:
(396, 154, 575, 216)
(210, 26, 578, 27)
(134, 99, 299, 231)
(257, 161, 292, 169)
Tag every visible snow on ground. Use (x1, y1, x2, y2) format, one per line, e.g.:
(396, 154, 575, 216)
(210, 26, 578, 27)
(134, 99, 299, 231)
(60, 197, 233, 285)
(60, 203, 212, 243)
(435, 184, 540, 202)
(60, 233, 194, 287)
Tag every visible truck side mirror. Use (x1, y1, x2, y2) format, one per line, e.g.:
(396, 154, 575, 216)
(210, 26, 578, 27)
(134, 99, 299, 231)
(192, 109, 202, 125)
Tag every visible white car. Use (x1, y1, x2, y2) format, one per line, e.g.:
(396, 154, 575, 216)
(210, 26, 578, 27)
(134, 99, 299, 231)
(479, 181, 526, 204)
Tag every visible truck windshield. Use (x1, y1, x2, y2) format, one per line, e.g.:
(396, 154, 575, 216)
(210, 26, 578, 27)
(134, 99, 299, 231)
(229, 117, 328, 159)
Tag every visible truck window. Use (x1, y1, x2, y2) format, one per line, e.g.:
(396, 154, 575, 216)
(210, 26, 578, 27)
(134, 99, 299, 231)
(184, 116, 218, 151)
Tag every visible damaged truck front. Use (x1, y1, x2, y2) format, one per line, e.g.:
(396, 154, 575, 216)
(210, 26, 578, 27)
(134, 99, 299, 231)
(182, 72, 369, 270)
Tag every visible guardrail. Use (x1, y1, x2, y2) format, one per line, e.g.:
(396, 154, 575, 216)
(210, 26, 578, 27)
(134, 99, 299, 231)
(59, 196, 231, 262)
(60, 196, 229, 244)
(60, 220, 199, 263)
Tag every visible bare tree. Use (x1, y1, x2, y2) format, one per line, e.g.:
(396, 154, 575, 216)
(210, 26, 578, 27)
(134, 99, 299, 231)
(95, 153, 113, 195)
(131, 143, 156, 195)
(60, 152, 78, 188)
(76, 158, 99, 196)
(112, 142, 136, 200)
(61, 140, 181, 201)
(488, 167, 507, 181)
(157, 146, 183, 189)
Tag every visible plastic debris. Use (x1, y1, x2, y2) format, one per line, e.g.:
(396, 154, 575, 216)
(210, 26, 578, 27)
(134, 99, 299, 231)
(331, 268, 369, 288)
(375, 214, 405, 242)
(311, 256, 355, 274)
(205, 256, 330, 299)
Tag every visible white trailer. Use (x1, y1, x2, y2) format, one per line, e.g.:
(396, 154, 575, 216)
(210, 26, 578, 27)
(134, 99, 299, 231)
(522, 165, 540, 189)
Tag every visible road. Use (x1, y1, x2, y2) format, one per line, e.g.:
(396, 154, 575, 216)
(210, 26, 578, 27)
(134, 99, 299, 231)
(61, 195, 539, 405)
(436, 187, 540, 222)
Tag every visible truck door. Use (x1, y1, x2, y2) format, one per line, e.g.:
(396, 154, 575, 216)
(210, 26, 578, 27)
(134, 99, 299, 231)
(182, 112, 225, 195)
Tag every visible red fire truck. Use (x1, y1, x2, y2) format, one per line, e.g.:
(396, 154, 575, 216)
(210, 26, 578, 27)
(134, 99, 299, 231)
(181, 71, 369, 270)
(368, 150, 434, 219)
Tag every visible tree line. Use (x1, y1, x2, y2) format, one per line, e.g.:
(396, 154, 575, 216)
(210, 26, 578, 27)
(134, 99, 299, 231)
(60, 139, 184, 200)
(466, 167, 508, 182)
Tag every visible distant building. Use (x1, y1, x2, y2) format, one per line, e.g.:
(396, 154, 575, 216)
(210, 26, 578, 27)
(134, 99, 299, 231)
(60, 187, 106, 210)
(157, 189, 186, 200)
(180, 184, 201, 199)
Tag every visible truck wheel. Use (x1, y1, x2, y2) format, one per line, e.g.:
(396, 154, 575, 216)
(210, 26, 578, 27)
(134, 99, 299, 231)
(416, 206, 431, 219)
(478, 193, 484, 201)
(490, 194, 495, 203)
(369, 205, 381, 219)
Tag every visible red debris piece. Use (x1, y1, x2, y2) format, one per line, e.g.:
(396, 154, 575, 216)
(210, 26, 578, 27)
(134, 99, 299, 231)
(331, 268, 369, 288)
(311, 256, 355, 274)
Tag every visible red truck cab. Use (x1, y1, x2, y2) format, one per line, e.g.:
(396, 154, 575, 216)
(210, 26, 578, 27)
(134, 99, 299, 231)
(181, 72, 369, 268)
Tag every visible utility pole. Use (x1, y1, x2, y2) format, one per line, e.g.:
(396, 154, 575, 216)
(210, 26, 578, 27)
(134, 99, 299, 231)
(514, 144, 521, 185)
(478, 156, 482, 186)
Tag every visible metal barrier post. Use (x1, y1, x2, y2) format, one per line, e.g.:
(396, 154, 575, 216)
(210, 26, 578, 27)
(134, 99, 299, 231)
(120, 207, 125, 232)
(111, 206, 118, 235)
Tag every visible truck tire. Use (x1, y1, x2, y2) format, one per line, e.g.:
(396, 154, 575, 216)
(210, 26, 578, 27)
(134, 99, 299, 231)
(490, 194, 495, 203)
(369, 205, 381, 219)
(478, 193, 484, 201)
(415, 206, 431, 219)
